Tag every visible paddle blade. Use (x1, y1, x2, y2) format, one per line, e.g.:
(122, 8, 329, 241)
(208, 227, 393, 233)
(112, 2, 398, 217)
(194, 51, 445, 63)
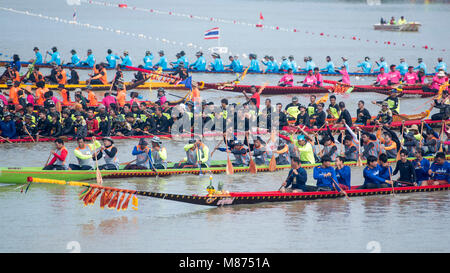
(249, 158, 257, 174)
(268, 155, 276, 172)
(226, 152, 234, 175)
(96, 169, 103, 185)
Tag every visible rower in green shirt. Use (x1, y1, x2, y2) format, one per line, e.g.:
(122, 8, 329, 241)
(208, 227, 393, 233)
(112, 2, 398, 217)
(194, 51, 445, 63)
(289, 134, 316, 164)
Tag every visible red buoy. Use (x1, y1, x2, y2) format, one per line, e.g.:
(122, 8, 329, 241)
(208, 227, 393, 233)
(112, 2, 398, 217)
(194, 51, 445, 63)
(118, 4, 127, 8)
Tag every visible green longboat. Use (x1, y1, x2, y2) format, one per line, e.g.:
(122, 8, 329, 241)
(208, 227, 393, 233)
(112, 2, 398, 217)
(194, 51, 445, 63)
(0, 155, 446, 184)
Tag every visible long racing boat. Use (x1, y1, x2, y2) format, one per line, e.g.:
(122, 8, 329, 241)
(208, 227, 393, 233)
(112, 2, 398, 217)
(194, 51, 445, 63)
(1, 155, 448, 184)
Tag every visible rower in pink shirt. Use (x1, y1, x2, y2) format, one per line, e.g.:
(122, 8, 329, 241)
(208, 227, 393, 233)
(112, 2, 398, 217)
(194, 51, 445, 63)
(301, 69, 317, 87)
(313, 68, 323, 87)
(403, 66, 419, 84)
(278, 68, 294, 87)
(387, 64, 402, 85)
(336, 65, 351, 85)
(374, 67, 388, 86)
(430, 71, 448, 91)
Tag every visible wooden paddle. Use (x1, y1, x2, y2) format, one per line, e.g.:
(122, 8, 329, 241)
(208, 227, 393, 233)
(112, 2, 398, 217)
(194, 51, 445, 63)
(356, 130, 362, 167)
(331, 177, 350, 200)
(0, 136, 13, 144)
(92, 137, 103, 185)
(210, 138, 224, 158)
(44, 151, 53, 168)
(439, 121, 445, 153)
(225, 136, 234, 175)
(23, 126, 35, 143)
(388, 165, 396, 196)
(246, 135, 257, 174)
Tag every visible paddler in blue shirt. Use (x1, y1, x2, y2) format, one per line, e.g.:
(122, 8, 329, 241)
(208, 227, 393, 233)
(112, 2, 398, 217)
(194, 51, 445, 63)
(412, 150, 430, 186)
(280, 157, 308, 193)
(120, 51, 132, 67)
(80, 49, 95, 67)
(397, 58, 408, 75)
(435, 57, 447, 73)
(170, 52, 182, 69)
(248, 53, 261, 72)
(209, 53, 224, 71)
(313, 156, 340, 191)
(414, 58, 427, 74)
(68, 49, 81, 66)
(279, 56, 290, 72)
(335, 156, 351, 190)
(179, 51, 189, 68)
(153, 50, 168, 70)
(106, 49, 120, 68)
(425, 152, 450, 186)
(321, 56, 335, 73)
(261, 55, 274, 73)
(302, 56, 316, 72)
(143, 51, 154, 69)
(359, 155, 393, 189)
(270, 56, 279, 72)
(124, 138, 156, 170)
(357, 57, 372, 73)
(33, 47, 43, 64)
(288, 55, 298, 72)
(373, 57, 388, 73)
(46, 46, 61, 65)
(190, 51, 206, 70)
(225, 55, 243, 72)
(341, 57, 349, 72)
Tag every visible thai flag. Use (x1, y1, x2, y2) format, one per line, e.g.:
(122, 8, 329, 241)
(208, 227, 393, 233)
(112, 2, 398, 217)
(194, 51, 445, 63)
(204, 27, 219, 40)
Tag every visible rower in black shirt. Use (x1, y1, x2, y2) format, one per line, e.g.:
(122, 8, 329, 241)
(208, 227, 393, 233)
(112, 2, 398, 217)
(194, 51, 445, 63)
(393, 149, 417, 186)
(355, 100, 371, 125)
(311, 102, 326, 129)
(295, 105, 311, 128)
(336, 102, 352, 127)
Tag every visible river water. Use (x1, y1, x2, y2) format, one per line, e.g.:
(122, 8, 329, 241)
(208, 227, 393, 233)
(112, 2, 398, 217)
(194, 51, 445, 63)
(0, 0, 449, 253)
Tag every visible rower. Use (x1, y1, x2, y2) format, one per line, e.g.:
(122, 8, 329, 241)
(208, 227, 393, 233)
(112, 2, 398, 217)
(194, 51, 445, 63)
(43, 139, 68, 170)
(121, 51, 132, 67)
(225, 55, 243, 72)
(311, 102, 326, 129)
(422, 127, 441, 156)
(150, 137, 167, 169)
(373, 67, 388, 86)
(336, 102, 352, 126)
(373, 57, 388, 73)
(355, 100, 371, 125)
(33, 47, 43, 64)
(153, 50, 168, 70)
(106, 49, 120, 69)
(295, 105, 310, 128)
(326, 95, 340, 119)
(377, 153, 393, 186)
(88, 63, 108, 85)
(279, 56, 290, 72)
(249, 136, 267, 165)
(313, 156, 339, 191)
(97, 137, 119, 170)
(242, 85, 262, 109)
(341, 57, 349, 72)
(261, 55, 274, 73)
(387, 64, 402, 85)
(290, 134, 315, 164)
(307, 95, 317, 117)
(425, 70, 447, 93)
(357, 57, 372, 73)
(273, 139, 291, 165)
(248, 53, 261, 72)
(189, 51, 206, 71)
(80, 49, 95, 67)
(313, 68, 323, 87)
(300, 69, 317, 87)
(392, 149, 417, 186)
(288, 55, 297, 71)
(357, 128, 380, 160)
(398, 16, 407, 25)
(228, 140, 249, 167)
(280, 157, 308, 193)
(156, 88, 167, 106)
(278, 68, 294, 87)
(414, 58, 427, 74)
(125, 138, 153, 170)
(303, 56, 316, 72)
(336, 65, 350, 85)
(171, 60, 189, 80)
(335, 156, 351, 190)
(424, 152, 449, 186)
(0, 112, 17, 139)
(46, 46, 61, 65)
(412, 150, 430, 186)
(359, 155, 393, 189)
(68, 49, 81, 66)
(343, 135, 359, 162)
(69, 136, 101, 170)
(321, 56, 335, 73)
(430, 90, 449, 121)
(319, 132, 338, 162)
(177, 139, 210, 168)
(397, 58, 408, 75)
(435, 57, 447, 73)
(379, 132, 398, 159)
(209, 53, 224, 72)
(284, 97, 301, 122)
(403, 66, 418, 85)
(143, 50, 154, 69)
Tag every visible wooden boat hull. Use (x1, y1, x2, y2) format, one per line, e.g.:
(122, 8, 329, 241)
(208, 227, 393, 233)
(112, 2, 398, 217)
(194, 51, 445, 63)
(1, 155, 447, 184)
(373, 22, 421, 32)
(0, 61, 434, 77)
(137, 183, 449, 207)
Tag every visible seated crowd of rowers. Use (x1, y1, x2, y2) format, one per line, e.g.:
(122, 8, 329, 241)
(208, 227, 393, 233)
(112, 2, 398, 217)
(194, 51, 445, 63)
(3, 47, 447, 75)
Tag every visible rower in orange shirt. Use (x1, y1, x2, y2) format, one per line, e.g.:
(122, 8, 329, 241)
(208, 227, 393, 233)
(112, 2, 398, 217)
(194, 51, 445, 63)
(88, 64, 107, 85)
(116, 82, 126, 108)
(56, 65, 67, 85)
(8, 81, 20, 105)
(58, 84, 72, 106)
(86, 85, 99, 107)
(35, 81, 48, 105)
